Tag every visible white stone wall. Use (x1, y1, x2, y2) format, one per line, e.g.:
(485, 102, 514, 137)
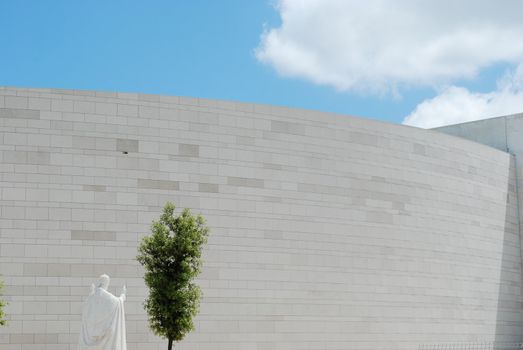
(436, 115, 523, 346)
(0, 87, 521, 350)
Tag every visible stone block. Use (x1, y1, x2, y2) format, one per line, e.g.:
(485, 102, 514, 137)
(5, 96, 28, 109)
(116, 192, 138, 205)
(271, 120, 305, 135)
(82, 185, 106, 192)
(95, 137, 117, 151)
(73, 136, 96, 149)
(23, 263, 47, 276)
(117, 104, 138, 117)
(95, 102, 117, 115)
(34, 333, 58, 344)
(2, 188, 26, 200)
(227, 176, 264, 188)
(116, 138, 139, 153)
(9, 334, 34, 344)
(3, 150, 27, 164)
(137, 178, 179, 190)
(73, 101, 95, 113)
(0, 108, 40, 119)
(198, 183, 219, 193)
(47, 264, 71, 277)
(51, 99, 74, 112)
(28, 97, 51, 110)
(70, 230, 116, 241)
(27, 151, 50, 165)
(27, 134, 50, 146)
(179, 143, 199, 157)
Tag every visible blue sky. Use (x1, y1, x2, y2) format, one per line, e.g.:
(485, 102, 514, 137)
(2, 1, 523, 127)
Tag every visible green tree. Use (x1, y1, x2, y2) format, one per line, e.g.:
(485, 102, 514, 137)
(137, 202, 209, 350)
(0, 277, 7, 326)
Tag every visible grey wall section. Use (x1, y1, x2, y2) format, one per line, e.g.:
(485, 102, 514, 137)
(434, 113, 523, 153)
(436, 115, 523, 346)
(0, 87, 522, 350)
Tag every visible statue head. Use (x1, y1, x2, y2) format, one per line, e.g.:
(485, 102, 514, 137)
(97, 274, 110, 290)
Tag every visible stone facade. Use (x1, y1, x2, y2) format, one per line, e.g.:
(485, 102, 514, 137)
(0, 87, 522, 349)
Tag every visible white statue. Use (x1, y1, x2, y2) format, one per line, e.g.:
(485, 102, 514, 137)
(78, 274, 127, 350)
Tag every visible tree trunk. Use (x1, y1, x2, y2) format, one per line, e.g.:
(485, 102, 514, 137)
(168, 338, 173, 350)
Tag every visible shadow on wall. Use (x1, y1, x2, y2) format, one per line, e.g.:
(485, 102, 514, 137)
(494, 155, 523, 344)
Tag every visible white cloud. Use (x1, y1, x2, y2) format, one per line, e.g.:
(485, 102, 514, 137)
(403, 65, 523, 128)
(256, 0, 523, 94)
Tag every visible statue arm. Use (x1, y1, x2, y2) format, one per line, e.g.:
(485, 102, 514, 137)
(120, 285, 127, 301)
(89, 283, 95, 296)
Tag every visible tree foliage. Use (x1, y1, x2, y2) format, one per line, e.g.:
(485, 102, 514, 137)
(137, 202, 209, 350)
(0, 277, 7, 326)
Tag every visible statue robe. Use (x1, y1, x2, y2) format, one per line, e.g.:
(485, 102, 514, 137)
(78, 287, 127, 350)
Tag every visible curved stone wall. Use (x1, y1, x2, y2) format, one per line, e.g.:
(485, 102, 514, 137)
(0, 87, 522, 350)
